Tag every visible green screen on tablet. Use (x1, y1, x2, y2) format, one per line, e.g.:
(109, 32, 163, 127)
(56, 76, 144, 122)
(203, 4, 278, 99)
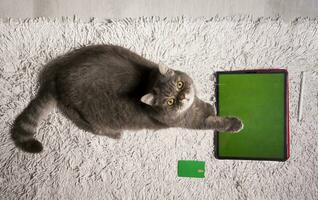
(215, 70, 289, 161)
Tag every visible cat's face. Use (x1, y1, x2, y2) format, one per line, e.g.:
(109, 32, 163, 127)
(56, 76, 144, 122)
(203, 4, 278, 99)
(141, 64, 196, 115)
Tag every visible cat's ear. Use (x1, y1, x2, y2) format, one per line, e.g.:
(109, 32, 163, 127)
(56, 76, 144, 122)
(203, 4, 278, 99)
(141, 93, 155, 106)
(159, 63, 174, 76)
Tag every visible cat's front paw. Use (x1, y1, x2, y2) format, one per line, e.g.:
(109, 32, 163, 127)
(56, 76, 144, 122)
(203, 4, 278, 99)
(226, 117, 244, 133)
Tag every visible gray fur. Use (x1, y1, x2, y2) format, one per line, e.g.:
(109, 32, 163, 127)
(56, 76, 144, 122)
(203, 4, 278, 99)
(11, 44, 243, 153)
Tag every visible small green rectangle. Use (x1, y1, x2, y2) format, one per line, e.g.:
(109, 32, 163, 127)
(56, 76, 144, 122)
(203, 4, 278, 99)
(178, 160, 205, 178)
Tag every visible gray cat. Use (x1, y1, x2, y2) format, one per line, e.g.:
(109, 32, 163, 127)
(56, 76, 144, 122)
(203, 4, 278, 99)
(11, 45, 243, 153)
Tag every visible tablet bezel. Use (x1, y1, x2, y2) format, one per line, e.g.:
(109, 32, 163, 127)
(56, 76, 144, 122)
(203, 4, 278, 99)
(214, 69, 290, 161)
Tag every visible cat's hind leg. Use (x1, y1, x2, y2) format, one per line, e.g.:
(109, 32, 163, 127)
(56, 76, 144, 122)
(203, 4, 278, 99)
(105, 131, 122, 139)
(92, 127, 122, 139)
(57, 103, 93, 132)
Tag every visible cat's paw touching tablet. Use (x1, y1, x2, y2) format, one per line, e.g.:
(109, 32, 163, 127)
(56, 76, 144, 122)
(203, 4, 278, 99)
(227, 117, 244, 133)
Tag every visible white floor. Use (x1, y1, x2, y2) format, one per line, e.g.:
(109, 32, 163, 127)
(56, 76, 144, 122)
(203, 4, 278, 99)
(1, 0, 318, 20)
(0, 17, 317, 200)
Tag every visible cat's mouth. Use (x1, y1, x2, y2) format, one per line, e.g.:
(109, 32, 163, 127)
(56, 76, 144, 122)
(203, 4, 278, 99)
(178, 86, 195, 113)
(182, 96, 191, 102)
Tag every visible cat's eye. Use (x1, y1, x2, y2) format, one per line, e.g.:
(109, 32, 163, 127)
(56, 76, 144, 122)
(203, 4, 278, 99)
(177, 81, 184, 89)
(167, 98, 175, 106)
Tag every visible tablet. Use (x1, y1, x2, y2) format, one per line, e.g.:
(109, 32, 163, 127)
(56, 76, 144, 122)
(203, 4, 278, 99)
(215, 69, 290, 161)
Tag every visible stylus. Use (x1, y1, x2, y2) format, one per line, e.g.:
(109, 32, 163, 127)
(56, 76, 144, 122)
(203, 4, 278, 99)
(298, 71, 305, 123)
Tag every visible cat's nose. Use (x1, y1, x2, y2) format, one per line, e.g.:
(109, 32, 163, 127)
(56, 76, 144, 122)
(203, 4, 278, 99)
(179, 94, 185, 100)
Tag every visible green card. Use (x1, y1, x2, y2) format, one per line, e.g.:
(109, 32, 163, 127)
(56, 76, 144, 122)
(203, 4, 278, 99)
(215, 70, 289, 161)
(178, 160, 205, 178)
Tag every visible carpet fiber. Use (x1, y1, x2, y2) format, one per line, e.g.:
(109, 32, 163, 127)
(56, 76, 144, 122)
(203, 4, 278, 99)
(0, 16, 317, 200)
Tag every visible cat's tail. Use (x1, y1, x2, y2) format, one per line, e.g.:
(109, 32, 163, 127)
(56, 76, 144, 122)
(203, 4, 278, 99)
(11, 88, 56, 153)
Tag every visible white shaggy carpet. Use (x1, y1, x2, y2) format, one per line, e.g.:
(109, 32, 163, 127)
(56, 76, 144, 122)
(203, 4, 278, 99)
(0, 16, 318, 200)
